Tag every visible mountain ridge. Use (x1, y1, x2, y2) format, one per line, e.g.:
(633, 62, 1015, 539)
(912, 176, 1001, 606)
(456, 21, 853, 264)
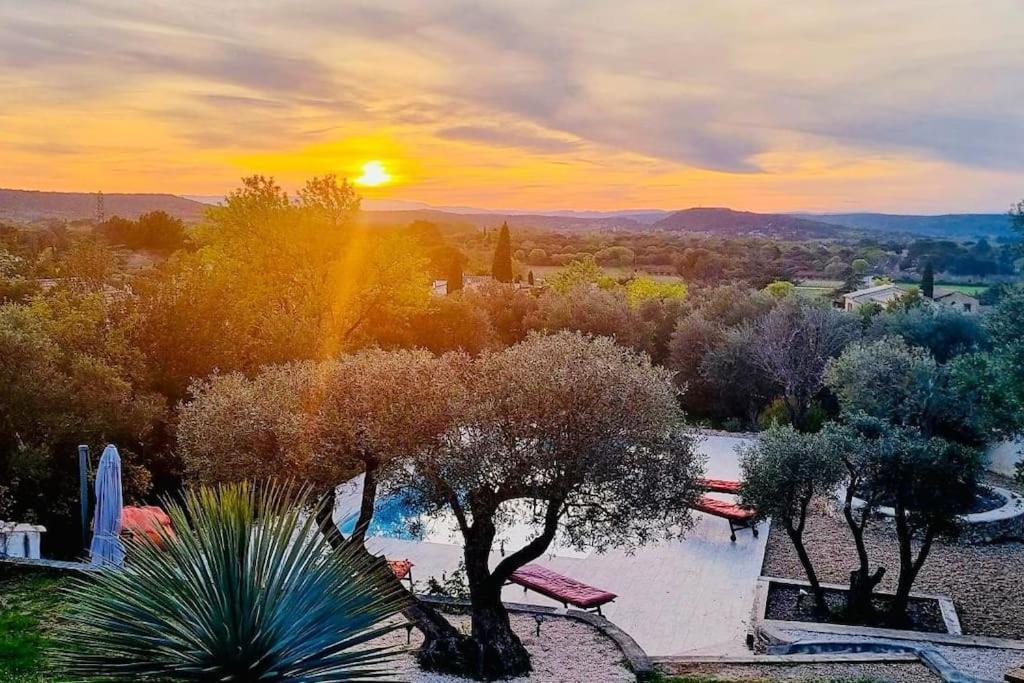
(0, 188, 1012, 238)
(0, 188, 207, 222)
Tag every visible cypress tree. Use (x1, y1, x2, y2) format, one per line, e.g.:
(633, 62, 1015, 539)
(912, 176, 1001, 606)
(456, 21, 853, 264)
(491, 222, 514, 283)
(447, 257, 464, 295)
(921, 261, 934, 299)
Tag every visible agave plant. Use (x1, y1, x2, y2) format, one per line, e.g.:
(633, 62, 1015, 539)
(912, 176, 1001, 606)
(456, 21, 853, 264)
(53, 482, 410, 681)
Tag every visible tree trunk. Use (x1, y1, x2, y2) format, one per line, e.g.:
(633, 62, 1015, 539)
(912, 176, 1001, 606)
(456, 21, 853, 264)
(314, 488, 473, 673)
(464, 532, 531, 680)
(888, 514, 935, 627)
(841, 505, 884, 621)
(846, 566, 885, 623)
(785, 525, 828, 616)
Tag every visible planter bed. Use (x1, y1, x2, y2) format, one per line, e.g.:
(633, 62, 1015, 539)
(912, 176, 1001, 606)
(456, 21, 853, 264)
(765, 580, 949, 634)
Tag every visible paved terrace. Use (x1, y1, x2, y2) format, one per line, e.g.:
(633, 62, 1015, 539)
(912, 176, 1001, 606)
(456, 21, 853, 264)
(338, 434, 768, 657)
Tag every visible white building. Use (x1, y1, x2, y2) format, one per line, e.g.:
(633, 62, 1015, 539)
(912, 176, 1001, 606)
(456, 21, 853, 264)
(842, 283, 904, 311)
(933, 289, 980, 314)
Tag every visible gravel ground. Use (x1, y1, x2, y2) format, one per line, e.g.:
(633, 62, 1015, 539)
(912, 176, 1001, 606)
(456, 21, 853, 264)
(658, 661, 942, 682)
(761, 473, 1024, 640)
(376, 613, 635, 682)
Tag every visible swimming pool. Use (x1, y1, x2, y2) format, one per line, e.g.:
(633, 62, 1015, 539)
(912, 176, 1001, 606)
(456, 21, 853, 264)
(337, 488, 588, 558)
(338, 494, 427, 541)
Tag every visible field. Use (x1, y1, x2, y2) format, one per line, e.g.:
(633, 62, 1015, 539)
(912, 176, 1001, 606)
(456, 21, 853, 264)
(793, 279, 842, 298)
(526, 264, 685, 283)
(896, 281, 989, 295)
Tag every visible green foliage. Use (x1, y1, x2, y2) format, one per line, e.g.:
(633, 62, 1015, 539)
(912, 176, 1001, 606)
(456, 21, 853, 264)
(54, 482, 410, 681)
(826, 337, 982, 445)
(739, 425, 843, 525)
(762, 280, 795, 298)
(757, 397, 826, 432)
(97, 211, 187, 252)
(739, 425, 843, 607)
(947, 286, 1024, 481)
(0, 290, 164, 555)
(422, 561, 471, 600)
(134, 175, 430, 399)
(545, 254, 605, 293)
(866, 307, 987, 363)
(625, 275, 687, 306)
(593, 245, 635, 266)
(491, 222, 514, 282)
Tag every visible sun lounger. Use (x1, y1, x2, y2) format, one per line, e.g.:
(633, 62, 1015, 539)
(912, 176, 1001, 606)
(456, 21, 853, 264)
(691, 495, 758, 542)
(388, 559, 415, 588)
(698, 478, 742, 494)
(508, 563, 617, 615)
(121, 506, 175, 549)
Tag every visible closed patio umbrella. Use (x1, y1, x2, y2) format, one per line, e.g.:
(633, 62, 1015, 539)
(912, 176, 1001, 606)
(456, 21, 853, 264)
(89, 444, 125, 567)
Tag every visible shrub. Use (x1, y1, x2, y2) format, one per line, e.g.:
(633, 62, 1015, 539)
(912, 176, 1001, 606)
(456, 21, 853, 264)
(53, 482, 409, 681)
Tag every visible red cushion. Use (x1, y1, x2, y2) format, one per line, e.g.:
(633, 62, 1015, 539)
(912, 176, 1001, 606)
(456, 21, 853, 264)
(121, 506, 175, 548)
(692, 495, 756, 521)
(699, 478, 741, 494)
(388, 559, 414, 580)
(510, 564, 616, 608)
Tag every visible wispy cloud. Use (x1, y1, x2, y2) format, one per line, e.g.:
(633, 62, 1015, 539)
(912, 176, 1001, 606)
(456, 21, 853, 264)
(1, 0, 1023, 210)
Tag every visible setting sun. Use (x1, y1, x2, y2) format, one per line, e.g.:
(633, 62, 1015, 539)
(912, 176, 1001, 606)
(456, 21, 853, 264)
(354, 160, 391, 187)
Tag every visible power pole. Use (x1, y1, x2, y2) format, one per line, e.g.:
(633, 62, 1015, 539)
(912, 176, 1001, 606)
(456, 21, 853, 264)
(95, 191, 105, 224)
(78, 444, 90, 552)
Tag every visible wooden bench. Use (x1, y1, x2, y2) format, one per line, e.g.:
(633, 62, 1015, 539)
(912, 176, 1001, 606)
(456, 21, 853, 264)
(508, 563, 617, 616)
(691, 495, 758, 542)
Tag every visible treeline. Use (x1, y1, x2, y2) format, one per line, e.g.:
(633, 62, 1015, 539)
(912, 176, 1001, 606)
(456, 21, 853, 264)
(433, 225, 1020, 285)
(95, 211, 187, 252)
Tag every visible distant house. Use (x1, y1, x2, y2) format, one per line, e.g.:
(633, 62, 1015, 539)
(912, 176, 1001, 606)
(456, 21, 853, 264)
(842, 283, 903, 311)
(430, 275, 515, 296)
(842, 282, 981, 314)
(932, 288, 980, 314)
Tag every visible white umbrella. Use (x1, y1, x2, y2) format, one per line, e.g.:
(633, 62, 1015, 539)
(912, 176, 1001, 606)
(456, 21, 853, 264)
(89, 444, 125, 567)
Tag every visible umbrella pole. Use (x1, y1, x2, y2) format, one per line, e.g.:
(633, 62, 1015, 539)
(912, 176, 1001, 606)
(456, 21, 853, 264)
(78, 444, 89, 553)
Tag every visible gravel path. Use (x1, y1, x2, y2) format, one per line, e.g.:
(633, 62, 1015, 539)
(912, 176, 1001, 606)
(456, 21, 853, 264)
(659, 661, 942, 682)
(377, 613, 635, 682)
(761, 473, 1024, 640)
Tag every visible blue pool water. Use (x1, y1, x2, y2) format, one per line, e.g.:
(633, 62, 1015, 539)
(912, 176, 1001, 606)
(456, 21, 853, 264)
(337, 492, 589, 558)
(338, 494, 425, 541)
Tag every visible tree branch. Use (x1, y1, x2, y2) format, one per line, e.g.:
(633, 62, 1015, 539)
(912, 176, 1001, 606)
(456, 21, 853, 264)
(490, 497, 564, 586)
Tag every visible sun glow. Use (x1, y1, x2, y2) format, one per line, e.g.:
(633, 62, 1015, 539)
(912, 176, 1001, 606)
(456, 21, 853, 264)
(354, 160, 391, 187)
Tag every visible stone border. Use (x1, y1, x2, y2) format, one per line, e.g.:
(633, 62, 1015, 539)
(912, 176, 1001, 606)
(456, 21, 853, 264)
(754, 576, 962, 636)
(417, 594, 655, 681)
(753, 576, 1024, 653)
(842, 486, 1024, 545)
(0, 556, 98, 572)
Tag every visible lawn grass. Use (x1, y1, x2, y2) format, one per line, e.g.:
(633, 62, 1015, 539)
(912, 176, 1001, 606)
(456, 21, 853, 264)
(0, 572, 69, 681)
(895, 281, 989, 295)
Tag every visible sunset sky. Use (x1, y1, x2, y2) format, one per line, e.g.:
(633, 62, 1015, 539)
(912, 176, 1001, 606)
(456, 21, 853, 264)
(1, 0, 1022, 213)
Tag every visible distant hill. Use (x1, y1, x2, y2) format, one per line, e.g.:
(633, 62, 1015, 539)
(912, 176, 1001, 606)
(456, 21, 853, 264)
(799, 212, 1012, 238)
(360, 209, 646, 231)
(0, 188, 208, 222)
(652, 208, 850, 238)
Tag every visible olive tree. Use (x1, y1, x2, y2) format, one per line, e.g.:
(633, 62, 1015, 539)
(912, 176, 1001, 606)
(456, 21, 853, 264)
(177, 350, 473, 671)
(824, 338, 985, 625)
(391, 332, 705, 679)
(739, 426, 843, 613)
